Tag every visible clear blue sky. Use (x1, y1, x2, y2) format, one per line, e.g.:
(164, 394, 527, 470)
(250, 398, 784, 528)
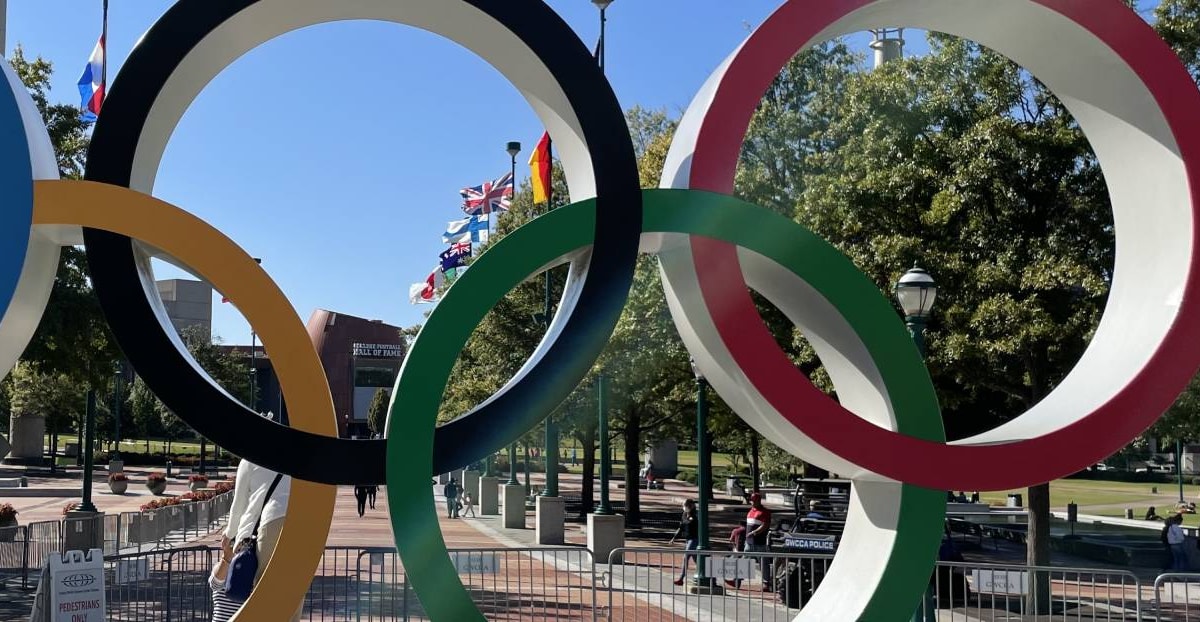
(6, 1, 909, 345)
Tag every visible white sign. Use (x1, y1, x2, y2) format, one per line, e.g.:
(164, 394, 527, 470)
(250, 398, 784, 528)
(351, 343, 404, 358)
(970, 569, 1028, 595)
(709, 556, 758, 581)
(449, 552, 498, 574)
(782, 534, 837, 552)
(114, 558, 147, 585)
(50, 549, 106, 622)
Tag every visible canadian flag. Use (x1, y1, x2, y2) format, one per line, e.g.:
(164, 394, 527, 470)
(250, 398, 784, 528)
(408, 267, 444, 305)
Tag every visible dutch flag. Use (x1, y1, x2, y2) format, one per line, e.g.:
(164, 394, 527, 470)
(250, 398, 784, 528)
(77, 36, 105, 123)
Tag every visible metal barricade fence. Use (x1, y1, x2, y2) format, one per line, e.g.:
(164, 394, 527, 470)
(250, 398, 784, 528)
(24, 520, 58, 585)
(89, 545, 600, 621)
(923, 561, 1142, 621)
(1153, 573, 1200, 621)
(341, 546, 599, 621)
(0, 524, 28, 589)
(10, 491, 234, 593)
(606, 547, 1144, 622)
(103, 546, 217, 622)
(605, 547, 832, 621)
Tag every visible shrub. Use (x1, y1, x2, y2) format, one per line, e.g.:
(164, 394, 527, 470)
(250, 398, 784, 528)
(140, 497, 182, 512)
(145, 472, 167, 484)
(213, 481, 234, 494)
(0, 503, 17, 521)
(108, 472, 128, 482)
(181, 490, 215, 502)
(61, 502, 79, 516)
(187, 474, 208, 483)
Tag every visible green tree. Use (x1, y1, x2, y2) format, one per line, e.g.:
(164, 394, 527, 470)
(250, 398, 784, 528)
(7, 48, 119, 388)
(125, 326, 253, 453)
(741, 35, 1112, 611)
(7, 361, 84, 470)
(1155, 0, 1200, 82)
(367, 388, 389, 437)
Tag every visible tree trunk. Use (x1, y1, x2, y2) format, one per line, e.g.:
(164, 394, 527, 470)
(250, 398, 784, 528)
(622, 408, 641, 526)
(1025, 361, 1051, 614)
(579, 425, 596, 520)
(1026, 482, 1052, 613)
(750, 433, 761, 493)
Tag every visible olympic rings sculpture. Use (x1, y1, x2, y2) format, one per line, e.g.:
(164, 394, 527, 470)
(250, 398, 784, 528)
(1, 0, 1197, 619)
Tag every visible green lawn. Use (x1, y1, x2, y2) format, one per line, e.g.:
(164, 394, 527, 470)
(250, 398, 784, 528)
(977, 478, 1200, 526)
(44, 434, 210, 455)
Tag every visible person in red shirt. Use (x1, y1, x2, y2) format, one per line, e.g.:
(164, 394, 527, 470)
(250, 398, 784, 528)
(745, 493, 774, 591)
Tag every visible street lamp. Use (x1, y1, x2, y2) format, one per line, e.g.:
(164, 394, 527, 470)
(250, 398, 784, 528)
(111, 361, 123, 460)
(689, 357, 720, 593)
(896, 265, 937, 621)
(506, 141, 521, 200)
(592, 0, 613, 73)
(894, 265, 937, 357)
(595, 373, 612, 515)
(78, 391, 98, 513)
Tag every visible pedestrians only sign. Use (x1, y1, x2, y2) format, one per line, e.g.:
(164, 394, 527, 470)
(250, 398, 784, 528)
(50, 549, 105, 622)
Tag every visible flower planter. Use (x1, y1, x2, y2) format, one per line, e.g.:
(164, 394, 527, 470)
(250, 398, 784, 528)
(147, 481, 167, 496)
(109, 480, 128, 495)
(188, 480, 207, 492)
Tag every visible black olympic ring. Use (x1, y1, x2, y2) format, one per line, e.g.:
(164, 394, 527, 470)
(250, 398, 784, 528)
(82, 0, 640, 484)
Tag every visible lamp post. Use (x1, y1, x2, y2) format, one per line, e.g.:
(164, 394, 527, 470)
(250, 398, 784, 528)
(507, 442, 519, 486)
(893, 265, 938, 358)
(78, 391, 98, 513)
(690, 357, 719, 592)
(596, 373, 612, 515)
(896, 265, 937, 622)
(1178, 439, 1185, 503)
(111, 361, 123, 459)
(592, 0, 613, 73)
(506, 141, 520, 203)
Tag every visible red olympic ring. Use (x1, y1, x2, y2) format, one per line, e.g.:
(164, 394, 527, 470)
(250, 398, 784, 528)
(682, 0, 1200, 490)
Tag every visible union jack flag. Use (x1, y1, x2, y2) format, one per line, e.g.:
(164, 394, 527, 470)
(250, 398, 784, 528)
(459, 172, 513, 215)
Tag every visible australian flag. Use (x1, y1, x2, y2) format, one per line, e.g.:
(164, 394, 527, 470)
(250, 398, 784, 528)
(459, 172, 513, 215)
(439, 242, 472, 272)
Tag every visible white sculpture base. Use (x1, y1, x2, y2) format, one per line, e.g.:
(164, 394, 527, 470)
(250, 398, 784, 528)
(535, 496, 565, 545)
(479, 476, 500, 515)
(587, 513, 625, 564)
(502, 484, 526, 529)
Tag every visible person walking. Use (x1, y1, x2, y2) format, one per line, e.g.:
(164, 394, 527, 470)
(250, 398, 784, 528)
(745, 492, 774, 591)
(1168, 513, 1189, 570)
(208, 533, 239, 621)
(461, 490, 476, 518)
(367, 484, 378, 510)
(354, 485, 369, 517)
(445, 477, 460, 518)
(224, 413, 299, 621)
(725, 524, 747, 589)
(670, 499, 699, 586)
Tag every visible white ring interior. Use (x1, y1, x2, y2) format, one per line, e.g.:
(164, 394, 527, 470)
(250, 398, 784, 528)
(0, 60, 61, 380)
(107, 0, 606, 421)
(665, 0, 1189, 457)
(660, 0, 1189, 619)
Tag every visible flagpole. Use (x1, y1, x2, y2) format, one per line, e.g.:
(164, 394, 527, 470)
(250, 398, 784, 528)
(541, 136, 559, 497)
(1, 0, 7, 56)
(101, 0, 108, 92)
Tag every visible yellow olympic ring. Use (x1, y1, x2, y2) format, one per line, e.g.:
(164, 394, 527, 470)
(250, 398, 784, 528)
(34, 180, 335, 619)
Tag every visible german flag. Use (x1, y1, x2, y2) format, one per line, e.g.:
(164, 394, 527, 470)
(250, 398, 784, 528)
(529, 131, 552, 204)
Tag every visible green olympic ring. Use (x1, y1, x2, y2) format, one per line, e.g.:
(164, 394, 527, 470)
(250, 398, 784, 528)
(385, 188, 945, 621)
